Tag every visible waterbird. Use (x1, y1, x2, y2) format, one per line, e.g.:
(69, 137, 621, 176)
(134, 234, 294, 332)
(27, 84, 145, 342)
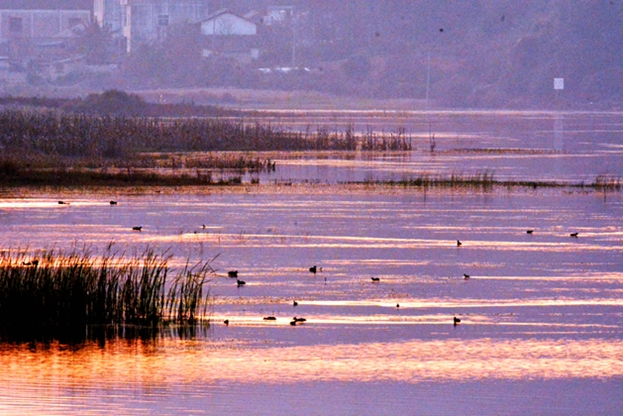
(570, 232, 579, 238)
(237, 279, 246, 287)
(202, 224, 207, 229)
(453, 316, 461, 325)
(293, 317, 306, 322)
(396, 303, 400, 308)
(457, 240, 462, 246)
(228, 270, 238, 278)
(371, 277, 380, 282)
(526, 229, 534, 234)
(58, 201, 69, 205)
(309, 265, 317, 274)
(132, 226, 142, 231)
(109, 201, 118, 205)
(290, 320, 297, 326)
(263, 316, 277, 321)
(293, 300, 298, 307)
(223, 319, 229, 325)
(463, 273, 470, 280)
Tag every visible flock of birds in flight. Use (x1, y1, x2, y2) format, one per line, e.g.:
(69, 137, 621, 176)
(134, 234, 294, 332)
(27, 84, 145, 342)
(56, 200, 583, 328)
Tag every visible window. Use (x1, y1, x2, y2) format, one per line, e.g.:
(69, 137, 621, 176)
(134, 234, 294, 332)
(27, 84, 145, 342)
(68, 18, 83, 28)
(9, 17, 23, 34)
(158, 15, 169, 26)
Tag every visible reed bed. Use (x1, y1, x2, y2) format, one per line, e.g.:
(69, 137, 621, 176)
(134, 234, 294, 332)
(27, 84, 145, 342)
(0, 247, 214, 332)
(359, 171, 622, 192)
(0, 109, 409, 186)
(0, 109, 411, 157)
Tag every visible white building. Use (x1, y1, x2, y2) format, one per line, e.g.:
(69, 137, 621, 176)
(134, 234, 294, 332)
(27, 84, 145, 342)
(200, 9, 259, 63)
(94, 0, 209, 53)
(0, 0, 92, 67)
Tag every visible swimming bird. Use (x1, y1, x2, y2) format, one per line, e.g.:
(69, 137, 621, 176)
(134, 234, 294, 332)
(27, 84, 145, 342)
(237, 279, 246, 287)
(526, 229, 533, 234)
(309, 265, 317, 274)
(58, 201, 69, 205)
(371, 277, 380, 282)
(570, 232, 579, 238)
(293, 300, 298, 307)
(463, 273, 470, 280)
(223, 319, 229, 325)
(453, 316, 461, 325)
(228, 270, 238, 278)
(109, 201, 118, 205)
(290, 320, 297, 326)
(293, 317, 306, 322)
(202, 224, 207, 229)
(263, 316, 277, 321)
(396, 303, 400, 308)
(457, 240, 462, 246)
(132, 226, 142, 231)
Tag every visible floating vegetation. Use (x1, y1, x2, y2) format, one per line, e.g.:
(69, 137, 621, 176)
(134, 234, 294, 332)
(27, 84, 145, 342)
(0, 246, 214, 339)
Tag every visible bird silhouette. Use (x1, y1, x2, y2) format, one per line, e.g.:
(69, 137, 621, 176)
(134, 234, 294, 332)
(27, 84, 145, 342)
(237, 279, 246, 287)
(309, 265, 317, 274)
(463, 273, 470, 280)
(526, 229, 533, 234)
(457, 240, 462, 246)
(132, 226, 142, 231)
(293, 300, 298, 306)
(290, 320, 297, 326)
(293, 317, 306, 322)
(453, 316, 461, 325)
(228, 270, 238, 278)
(263, 316, 277, 321)
(223, 319, 229, 325)
(570, 232, 579, 238)
(371, 277, 380, 282)
(109, 201, 118, 205)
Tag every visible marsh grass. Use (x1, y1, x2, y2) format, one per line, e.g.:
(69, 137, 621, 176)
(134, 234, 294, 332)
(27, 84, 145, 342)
(0, 246, 214, 336)
(359, 170, 622, 192)
(0, 109, 409, 186)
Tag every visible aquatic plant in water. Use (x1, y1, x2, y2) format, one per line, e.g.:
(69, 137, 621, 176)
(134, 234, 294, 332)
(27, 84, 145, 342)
(0, 246, 214, 332)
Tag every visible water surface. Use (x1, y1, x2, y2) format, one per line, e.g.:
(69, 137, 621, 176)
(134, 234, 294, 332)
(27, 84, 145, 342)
(0, 111, 622, 415)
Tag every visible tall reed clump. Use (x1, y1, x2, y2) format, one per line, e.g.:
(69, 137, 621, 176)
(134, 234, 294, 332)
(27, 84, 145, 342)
(594, 175, 622, 191)
(0, 109, 412, 158)
(0, 247, 214, 331)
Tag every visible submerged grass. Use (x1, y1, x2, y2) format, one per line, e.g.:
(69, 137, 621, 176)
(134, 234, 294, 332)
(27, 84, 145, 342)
(0, 246, 214, 335)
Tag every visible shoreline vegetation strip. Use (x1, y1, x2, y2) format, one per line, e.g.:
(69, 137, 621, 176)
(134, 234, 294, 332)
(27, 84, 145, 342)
(0, 107, 620, 191)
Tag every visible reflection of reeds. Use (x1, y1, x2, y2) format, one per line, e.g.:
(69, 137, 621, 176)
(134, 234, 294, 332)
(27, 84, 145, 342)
(0, 247, 214, 331)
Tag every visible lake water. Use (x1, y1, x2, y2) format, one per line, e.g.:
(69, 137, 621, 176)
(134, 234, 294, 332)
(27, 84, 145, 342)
(0, 111, 622, 415)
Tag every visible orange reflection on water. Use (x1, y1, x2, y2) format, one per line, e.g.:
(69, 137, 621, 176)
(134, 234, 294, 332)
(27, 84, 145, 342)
(1, 337, 622, 390)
